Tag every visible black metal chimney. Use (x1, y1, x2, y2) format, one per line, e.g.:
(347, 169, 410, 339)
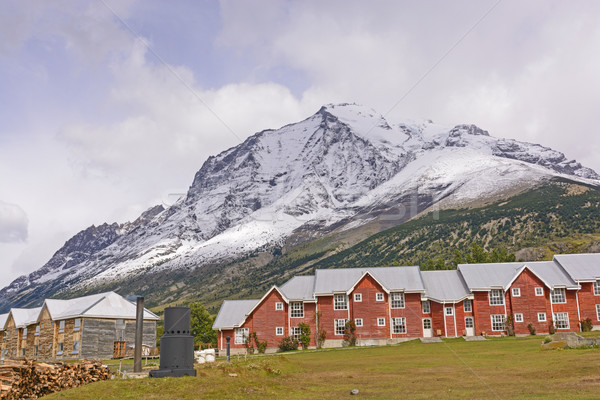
(149, 306, 197, 378)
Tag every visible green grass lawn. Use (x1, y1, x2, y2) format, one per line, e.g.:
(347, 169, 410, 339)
(43, 336, 600, 400)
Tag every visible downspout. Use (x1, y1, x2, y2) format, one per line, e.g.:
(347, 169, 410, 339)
(503, 290, 508, 334)
(453, 303, 457, 338)
(550, 289, 555, 325)
(389, 294, 392, 339)
(443, 302, 448, 338)
(575, 289, 582, 331)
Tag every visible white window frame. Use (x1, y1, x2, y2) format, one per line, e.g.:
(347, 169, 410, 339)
(335, 319, 347, 335)
(596, 305, 600, 321)
(551, 288, 566, 304)
(491, 314, 505, 331)
(538, 313, 546, 322)
(391, 293, 405, 309)
(393, 317, 406, 334)
(291, 302, 304, 318)
(59, 320, 65, 333)
(422, 301, 431, 314)
(23, 328, 27, 339)
(512, 288, 521, 297)
(445, 307, 453, 316)
(354, 293, 362, 302)
(334, 294, 348, 310)
(514, 313, 523, 323)
(465, 317, 474, 328)
(463, 300, 472, 313)
(377, 318, 385, 327)
(376, 293, 384, 301)
(74, 318, 81, 331)
(35, 325, 40, 336)
(57, 342, 64, 355)
(535, 287, 544, 296)
(553, 312, 569, 329)
(275, 302, 283, 311)
(234, 328, 249, 345)
(355, 318, 363, 327)
(276, 327, 284, 336)
(422, 318, 432, 330)
(594, 281, 600, 296)
(72, 340, 80, 354)
(290, 326, 301, 340)
(489, 289, 504, 305)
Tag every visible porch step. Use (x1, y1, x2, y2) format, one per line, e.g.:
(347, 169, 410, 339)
(419, 337, 443, 343)
(463, 336, 487, 341)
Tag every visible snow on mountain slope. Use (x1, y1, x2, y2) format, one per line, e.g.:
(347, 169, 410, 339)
(1, 103, 599, 306)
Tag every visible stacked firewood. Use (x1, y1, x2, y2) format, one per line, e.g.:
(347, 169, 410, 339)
(0, 359, 112, 399)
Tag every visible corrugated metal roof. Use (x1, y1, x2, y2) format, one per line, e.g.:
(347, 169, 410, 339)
(458, 261, 577, 290)
(421, 270, 471, 302)
(213, 299, 259, 329)
(0, 313, 8, 330)
(280, 276, 315, 300)
(554, 253, 600, 281)
(10, 307, 42, 328)
(313, 266, 425, 294)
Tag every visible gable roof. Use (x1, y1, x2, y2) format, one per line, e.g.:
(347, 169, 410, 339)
(421, 270, 471, 302)
(9, 307, 42, 328)
(280, 276, 315, 301)
(458, 261, 578, 291)
(0, 313, 8, 331)
(212, 299, 260, 329)
(554, 253, 600, 282)
(313, 266, 425, 295)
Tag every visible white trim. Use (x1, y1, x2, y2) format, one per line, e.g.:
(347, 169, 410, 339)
(275, 302, 283, 311)
(376, 293, 384, 301)
(445, 306, 454, 316)
(535, 287, 544, 296)
(354, 293, 362, 302)
(538, 312, 546, 322)
(576, 291, 582, 330)
(276, 327, 284, 336)
(596, 305, 600, 321)
(377, 318, 386, 327)
(443, 302, 448, 337)
(453, 303, 457, 337)
(390, 292, 405, 309)
(355, 318, 363, 327)
(514, 313, 523, 323)
(345, 270, 390, 295)
(512, 288, 521, 297)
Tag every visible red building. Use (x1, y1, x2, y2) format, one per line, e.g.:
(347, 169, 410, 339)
(213, 253, 600, 353)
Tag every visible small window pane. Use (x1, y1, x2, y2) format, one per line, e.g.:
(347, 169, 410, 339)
(355, 318, 363, 327)
(291, 302, 304, 318)
(235, 328, 249, 344)
(489, 290, 504, 305)
(491, 315, 505, 331)
(463, 300, 472, 312)
(594, 281, 600, 296)
(515, 313, 523, 322)
(354, 293, 362, 302)
(276, 327, 283, 335)
(535, 287, 544, 296)
(512, 288, 520, 297)
(465, 317, 474, 328)
(551, 289, 566, 304)
(391, 293, 405, 309)
(376, 293, 384, 301)
(377, 318, 385, 326)
(393, 318, 406, 334)
(335, 319, 347, 335)
(553, 312, 569, 329)
(334, 295, 348, 310)
(538, 313, 546, 322)
(422, 301, 431, 314)
(275, 302, 283, 311)
(445, 307, 453, 316)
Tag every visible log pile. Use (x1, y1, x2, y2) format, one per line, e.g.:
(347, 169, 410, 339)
(0, 359, 112, 399)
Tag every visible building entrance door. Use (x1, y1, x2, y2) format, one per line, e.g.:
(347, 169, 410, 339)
(422, 318, 433, 337)
(465, 317, 475, 336)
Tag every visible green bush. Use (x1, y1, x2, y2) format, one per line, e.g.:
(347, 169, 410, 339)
(581, 318, 593, 332)
(527, 323, 536, 335)
(543, 336, 552, 344)
(298, 323, 311, 349)
(278, 336, 299, 352)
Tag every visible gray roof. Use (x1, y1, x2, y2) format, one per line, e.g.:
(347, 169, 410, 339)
(0, 314, 7, 330)
(554, 253, 600, 281)
(9, 307, 42, 328)
(421, 270, 471, 302)
(458, 261, 577, 290)
(213, 299, 260, 329)
(313, 266, 425, 294)
(280, 276, 315, 301)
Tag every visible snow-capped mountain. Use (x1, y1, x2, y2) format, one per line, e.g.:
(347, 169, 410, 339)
(1, 103, 598, 310)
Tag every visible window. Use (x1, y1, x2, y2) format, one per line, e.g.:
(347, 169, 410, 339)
(422, 318, 432, 330)
(115, 319, 125, 330)
(551, 288, 566, 304)
(594, 281, 600, 296)
(391, 293, 405, 309)
(489, 289, 504, 305)
(290, 327, 301, 340)
(57, 342, 64, 355)
(491, 315, 505, 331)
(23, 328, 27, 339)
(334, 294, 348, 310)
(335, 319, 347, 335)
(275, 302, 283, 311)
(355, 318, 363, 327)
(74, 318, 81, 331)
(538, 313, 546, 322)
(596, 305, 600, 321)
(72, 340, 80, 354)
(354, 293, 362, 302)
(553, 313, 569, 329)
(35, 325, 40, 336)
(535, 287, 544, 296)
(276, 327, 283, 336)
(234, 328, 249, 345)
(291, 302, 304, 318)
(465, 317, 474, 328)
(34, 345, 38, 357)
(463, 300, 472, 313)
(21, 348, 26, 357)
(445, 307, 454, 316)
(376, 293, 384, 301)
(515, 313, 523, 323)
(377, 318, 385, 327)
(422, 301, 431, 314)
(393, 318, 406, 334)
(59, 320, 65, 333)
(512, 288, 521, 297)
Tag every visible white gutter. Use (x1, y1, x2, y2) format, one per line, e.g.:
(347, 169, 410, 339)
(443, 302, 448, 338)
(453, 303, 457, 337)
(575, 291, 582, 331)
(388, 294, 392, 339)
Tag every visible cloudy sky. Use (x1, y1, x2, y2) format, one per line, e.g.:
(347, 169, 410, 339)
(1, 0, 599, 288)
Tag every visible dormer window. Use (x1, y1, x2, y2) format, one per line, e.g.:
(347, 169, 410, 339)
(551, 288, 566, 304)
(489, 289, 504, 305)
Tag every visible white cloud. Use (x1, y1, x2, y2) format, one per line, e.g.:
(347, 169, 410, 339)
(0, 201, 28, 243)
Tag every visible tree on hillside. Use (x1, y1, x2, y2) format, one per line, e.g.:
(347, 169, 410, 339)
(189, 302, 217, 348)
(452, 243, 515, 267)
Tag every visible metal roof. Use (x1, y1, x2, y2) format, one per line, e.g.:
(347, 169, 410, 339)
(554, 253, 600, 281)
(313, 266, 425, 294)
(458, 261, 577, 290)
(0, 313, 7, 330)
(421, 270, 471, 302)
(280, 276, 315, 301)
(212, 299, 260, 329)
(9, 307, 42, 328)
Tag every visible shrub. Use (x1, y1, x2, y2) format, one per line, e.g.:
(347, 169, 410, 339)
(527, 323, 536, 335)
(505, 314, 515, 336)
(257, 340, 268, 354)
(549, 324, 556, 335)
(298, 323, 311, 349)
(543, 336, 552, 344)
(343, 320, 357, 347)
(581, 318, 593, 332)
(278, 336, 299, 352)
